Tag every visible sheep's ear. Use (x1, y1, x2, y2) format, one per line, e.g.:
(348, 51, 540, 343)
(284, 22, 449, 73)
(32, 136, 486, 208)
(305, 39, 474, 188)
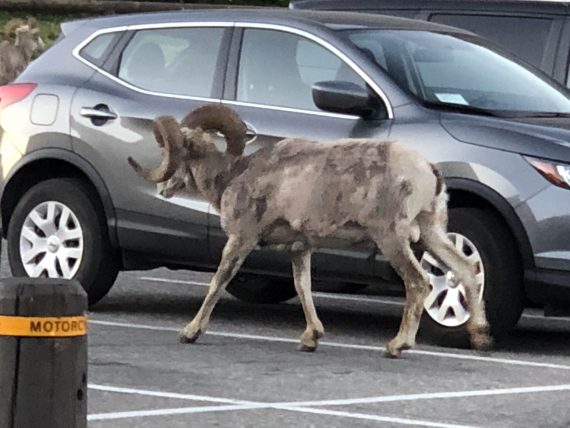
(181, 127, 215, 158)
(27, 17, 39, 29)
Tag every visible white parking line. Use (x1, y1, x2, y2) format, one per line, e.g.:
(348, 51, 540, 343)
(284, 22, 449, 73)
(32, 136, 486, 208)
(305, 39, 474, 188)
(90, 381, 570, 408)
(88, 384, 475, 427)
(276, 406, 476, 428)
(139, 276, 402, 305)
(89, 384, 256, 405)
(89, 404, 473, 427)
(88, 404, 264, 421)
(89, 382, 570, 426)
(139, 277, 210, 288)
(273, 383, 570, 407)
(138, 276, 570, 321)
(89, 319, 570, 371)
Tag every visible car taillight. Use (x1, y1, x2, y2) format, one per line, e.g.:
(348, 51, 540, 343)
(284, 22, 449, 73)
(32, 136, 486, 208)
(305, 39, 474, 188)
(0, 83, 37, 112)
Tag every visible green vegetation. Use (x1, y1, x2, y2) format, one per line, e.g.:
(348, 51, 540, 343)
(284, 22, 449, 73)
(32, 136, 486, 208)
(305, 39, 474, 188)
(0, 1, 288, 47)
(0, 11, 85, 47)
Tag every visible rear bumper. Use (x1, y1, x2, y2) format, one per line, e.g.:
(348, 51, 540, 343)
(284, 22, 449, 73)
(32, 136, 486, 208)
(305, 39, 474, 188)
(525, 268, 570, 306)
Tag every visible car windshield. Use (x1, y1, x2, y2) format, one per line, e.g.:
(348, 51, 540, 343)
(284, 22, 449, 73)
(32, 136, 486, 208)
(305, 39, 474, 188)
(341, 29, 570, 116)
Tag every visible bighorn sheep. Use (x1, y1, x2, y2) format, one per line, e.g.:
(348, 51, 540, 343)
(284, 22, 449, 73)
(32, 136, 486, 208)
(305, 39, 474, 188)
(128, 104, 491, 358)
(0, 17, 45, 85)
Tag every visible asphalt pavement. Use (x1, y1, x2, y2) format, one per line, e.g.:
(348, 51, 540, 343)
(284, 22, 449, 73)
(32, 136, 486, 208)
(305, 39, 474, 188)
(1, 246, 570, 427)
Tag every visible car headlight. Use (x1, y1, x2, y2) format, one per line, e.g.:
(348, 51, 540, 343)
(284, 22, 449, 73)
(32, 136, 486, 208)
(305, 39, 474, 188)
(526, 157, 570, 190)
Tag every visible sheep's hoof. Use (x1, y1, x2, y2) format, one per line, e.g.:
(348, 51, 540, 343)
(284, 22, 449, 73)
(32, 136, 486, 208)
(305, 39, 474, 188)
(179, 328, 202, 344)
(384, 349, 401, 359)
(471, 332, 493, 353)
(384, 341, 411, 359)
(469, 324, 493, 353)
(298, 342, 318, 352)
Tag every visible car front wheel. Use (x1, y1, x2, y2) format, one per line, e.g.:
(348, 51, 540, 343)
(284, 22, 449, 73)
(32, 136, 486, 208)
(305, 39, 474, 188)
(420, 208, 524, 347)
(7, 178, 119, 305)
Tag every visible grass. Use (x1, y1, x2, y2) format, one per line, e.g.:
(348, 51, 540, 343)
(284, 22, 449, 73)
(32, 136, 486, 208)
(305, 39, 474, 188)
(0, 11, 89, 47)
(0, 1, 288, 48)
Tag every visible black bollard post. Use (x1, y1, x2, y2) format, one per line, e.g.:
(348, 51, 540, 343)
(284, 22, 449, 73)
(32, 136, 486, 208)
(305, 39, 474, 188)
(0, 278, 87, 428)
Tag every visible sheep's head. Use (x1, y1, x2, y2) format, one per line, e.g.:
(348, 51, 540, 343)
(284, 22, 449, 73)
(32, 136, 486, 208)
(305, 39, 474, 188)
(156, 167, 194, 198)
(6, 17, 45, 59)
(128, 104, 247, 197)
(156, 123, 231, 198)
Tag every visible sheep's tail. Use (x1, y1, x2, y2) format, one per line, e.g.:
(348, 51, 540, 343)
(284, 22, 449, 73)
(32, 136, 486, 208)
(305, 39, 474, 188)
(429, 163, 449, 228)
(431, 163, 446, 196)
(181, 104, 247, 156)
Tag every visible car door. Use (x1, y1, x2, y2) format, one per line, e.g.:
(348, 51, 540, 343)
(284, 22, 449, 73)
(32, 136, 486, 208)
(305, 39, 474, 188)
(213, 25, 393, 281)
(70, 24, 231, 265)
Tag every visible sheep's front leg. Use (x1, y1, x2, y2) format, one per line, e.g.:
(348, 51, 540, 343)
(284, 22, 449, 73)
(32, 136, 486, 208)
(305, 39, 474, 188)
(180, 235, 256, 344)
(291, 250, 324, 352)
(378, 236, 430, 358)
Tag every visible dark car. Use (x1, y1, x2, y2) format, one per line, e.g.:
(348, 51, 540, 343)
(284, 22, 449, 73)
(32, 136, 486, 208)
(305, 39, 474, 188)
(291, 0, 570, 89)
(2, 8, 570, 347)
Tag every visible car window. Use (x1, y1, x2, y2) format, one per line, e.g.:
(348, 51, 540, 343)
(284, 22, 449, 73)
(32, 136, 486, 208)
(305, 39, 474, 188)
(345, 29, 570, 114)
(118, 28, 225, 97)
(237, 29, 366, 111)
(429, 14, 554, 69)
(80, 32, 121, 67)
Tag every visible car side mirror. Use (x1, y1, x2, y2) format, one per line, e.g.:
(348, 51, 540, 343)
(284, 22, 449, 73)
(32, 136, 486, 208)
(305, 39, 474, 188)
(312, 81, 384, 119)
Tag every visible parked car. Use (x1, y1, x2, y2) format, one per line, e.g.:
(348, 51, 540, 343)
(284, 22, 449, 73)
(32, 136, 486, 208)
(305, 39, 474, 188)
(2, 8, 570, 347)
(291, 0, 570, 89)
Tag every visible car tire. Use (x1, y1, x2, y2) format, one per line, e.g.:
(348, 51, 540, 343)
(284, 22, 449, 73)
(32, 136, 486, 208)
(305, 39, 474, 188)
(7, 178, 119, 306)
(227, 274, 297, 304)
(420, 207, 524, 348)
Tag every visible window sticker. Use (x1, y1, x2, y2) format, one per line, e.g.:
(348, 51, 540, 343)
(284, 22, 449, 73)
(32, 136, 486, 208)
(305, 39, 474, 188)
(434, 93, 469, 105)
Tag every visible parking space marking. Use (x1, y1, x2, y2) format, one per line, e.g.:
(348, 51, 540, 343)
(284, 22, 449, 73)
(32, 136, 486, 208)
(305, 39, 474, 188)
(139, 277, 210, 288)
(89, 319, 570, 371)
(88, 381, 570, 425)
(88, 384, 474, 427)
(90, 381, 570, 410)
(89, 384, 257, 405)
(138, 276, 570, 322)
(88, 404, 265, 421)
(275, 406, 476, 428)
(272, 383, 570, 407)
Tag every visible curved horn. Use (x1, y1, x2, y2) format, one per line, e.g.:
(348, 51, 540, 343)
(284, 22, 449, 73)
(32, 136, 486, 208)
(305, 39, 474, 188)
(4, 18, 25, 39)
(181, 104, 247, 156)
(128, 116, 184, 183)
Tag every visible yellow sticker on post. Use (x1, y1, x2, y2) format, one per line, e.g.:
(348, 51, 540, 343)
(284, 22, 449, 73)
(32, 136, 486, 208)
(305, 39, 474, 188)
(0, 315, 87, 337)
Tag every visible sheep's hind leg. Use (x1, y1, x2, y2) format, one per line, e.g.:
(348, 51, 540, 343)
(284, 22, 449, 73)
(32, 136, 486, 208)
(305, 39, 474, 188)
(419, 222, 492, 352)
(377, 235, 430, 358)
(291, 250, 324, 352)
(180, 235, 256, 344)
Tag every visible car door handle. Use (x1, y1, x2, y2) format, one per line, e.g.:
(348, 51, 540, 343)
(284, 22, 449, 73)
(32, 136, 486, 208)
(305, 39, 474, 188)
(80, 105, 117, 121)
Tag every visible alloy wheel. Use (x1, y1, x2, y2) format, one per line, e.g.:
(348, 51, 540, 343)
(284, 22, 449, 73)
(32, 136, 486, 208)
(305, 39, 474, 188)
(420, 233, 485, 327)
(19, 201, 84, 279)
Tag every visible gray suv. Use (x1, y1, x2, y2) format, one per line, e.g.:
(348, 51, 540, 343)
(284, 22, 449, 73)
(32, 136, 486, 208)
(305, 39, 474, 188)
(2, 9, 570, 346)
